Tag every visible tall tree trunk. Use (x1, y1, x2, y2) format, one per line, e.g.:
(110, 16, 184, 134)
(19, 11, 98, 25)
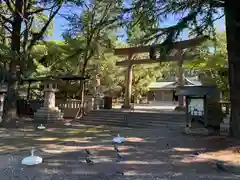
(225, 1, 240, 137)
(1, 0, 23, 127)
(75, 66, 87, 119)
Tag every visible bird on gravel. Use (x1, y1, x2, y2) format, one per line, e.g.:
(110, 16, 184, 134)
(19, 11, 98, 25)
(116, 153, 124, 162)
(116, 171, 124, 175)
(85, 149, 91, 155)
(85, 157, 94, 165)
(114, 144, 120, 152)
(216, 161, 226, 171)
(193, 152, 200, 156)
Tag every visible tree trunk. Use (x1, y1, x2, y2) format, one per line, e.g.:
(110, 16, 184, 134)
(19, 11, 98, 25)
(1, 0, 23, 127)
(225, 1, 240, 137)
(75, 68, 87, 119)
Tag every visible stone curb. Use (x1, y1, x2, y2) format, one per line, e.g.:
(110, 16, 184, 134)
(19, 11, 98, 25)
(216, 161, 240, 175)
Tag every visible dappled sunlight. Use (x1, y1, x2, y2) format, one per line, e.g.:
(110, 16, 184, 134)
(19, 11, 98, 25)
(0, 124, 239, 179)
(198, 150, 240, 164)
(38, 167, 100, 175)
(1, 134, 10, 137)
(77, 145, 102, 150)
(0, 145, 18, 151)
(180, 156, 210, 163)
(41, 148, 66, 154)
(96, 133, 111, 137)
(60, 137, 90, 143)
(46, 128, 57, 132)
(124, 171, 183, 177)
(100, 139, 113, 143)
(125, 137, 146, 142)
(176, 147, 240, 164)
(24, 133, 40, 137)
(172, 147, 205, 152)
(20, 128, 35, 132)
(46, 162, 62, 166)
(86, 129, 103, 133)
(103, 129, 110, 132)
(119, 160, 166, 165)
(35, 137, 58, 141)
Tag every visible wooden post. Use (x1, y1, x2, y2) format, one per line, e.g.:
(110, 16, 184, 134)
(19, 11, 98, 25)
(122, 54, 133, 109)
(177, 50, 184, 107)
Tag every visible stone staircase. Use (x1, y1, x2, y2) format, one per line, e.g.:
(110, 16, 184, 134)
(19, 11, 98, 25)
(80, 109, 186, 128)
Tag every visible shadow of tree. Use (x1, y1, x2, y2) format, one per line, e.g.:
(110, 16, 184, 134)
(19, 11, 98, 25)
(0, 123, 239, 179)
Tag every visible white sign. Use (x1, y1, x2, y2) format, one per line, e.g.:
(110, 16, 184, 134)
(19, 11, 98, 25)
(188, 98, 204, 116)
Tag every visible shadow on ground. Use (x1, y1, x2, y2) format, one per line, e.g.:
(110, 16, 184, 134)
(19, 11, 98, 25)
(0, 122, 239, 179)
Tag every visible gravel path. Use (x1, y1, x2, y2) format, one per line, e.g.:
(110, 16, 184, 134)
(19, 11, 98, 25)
(0, 124, 239, 179)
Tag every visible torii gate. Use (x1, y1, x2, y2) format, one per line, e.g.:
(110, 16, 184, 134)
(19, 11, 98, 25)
(114, 36, 208, 109)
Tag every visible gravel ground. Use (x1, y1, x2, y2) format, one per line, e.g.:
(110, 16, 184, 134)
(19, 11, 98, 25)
(0, 124, 239, 179)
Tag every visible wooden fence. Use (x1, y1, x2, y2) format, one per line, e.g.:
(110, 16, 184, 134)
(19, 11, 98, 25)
(17, 97, 94, 118)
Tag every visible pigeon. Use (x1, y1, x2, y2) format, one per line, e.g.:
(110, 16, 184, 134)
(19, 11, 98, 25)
(116, 171, 124, 175)
(85, 157, 94, 165)
(193, 152, 200, 156)
(116, 153, 124, 162)
(216, 161, 226, 171)
(85, 149, 91, 155)
(114, 144, 120, 152)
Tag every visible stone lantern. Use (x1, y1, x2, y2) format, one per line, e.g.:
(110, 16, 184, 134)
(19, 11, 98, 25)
(0, 83, 7, 122)
(93, 74, 102, 110)
(34, 80, 63, 124)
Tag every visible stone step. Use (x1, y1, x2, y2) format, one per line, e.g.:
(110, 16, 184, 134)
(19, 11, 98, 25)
(83, 114, 185, 120)
(80, 110, 186, 128)
(86, 111, 185, 116)
(81, 116, 184, 124)
(81, 119, 185, 128)
(82, 117, 185, 124)
(81, 118, 185, 128)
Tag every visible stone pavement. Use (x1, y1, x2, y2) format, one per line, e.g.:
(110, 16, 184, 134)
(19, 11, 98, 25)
(0, 123, 239, 179)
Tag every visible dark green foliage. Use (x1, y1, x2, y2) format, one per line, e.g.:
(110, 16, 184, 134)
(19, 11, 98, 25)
(125, 0, 224, 55)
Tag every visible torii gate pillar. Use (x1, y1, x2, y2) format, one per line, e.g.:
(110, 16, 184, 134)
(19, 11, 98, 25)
(122, 54, 133, 109)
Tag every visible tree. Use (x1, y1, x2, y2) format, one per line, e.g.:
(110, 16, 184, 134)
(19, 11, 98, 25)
(65, 0, 123, 118)
(121, 0, 240, 137)
(184, 32, 228, 98)
(0, 0, 77, 126)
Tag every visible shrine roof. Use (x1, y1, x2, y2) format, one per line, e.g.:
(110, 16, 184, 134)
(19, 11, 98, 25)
(23, 75, 89, 82)
(175, 85, 218, 96)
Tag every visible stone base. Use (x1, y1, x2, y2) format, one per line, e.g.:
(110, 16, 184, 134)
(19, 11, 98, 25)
(220, 116, 230, 136)
(34, 106, 63, 124)
(220, 123, 230, 136)
(184, 127, 209, 136)
(174, 106, 185, 112)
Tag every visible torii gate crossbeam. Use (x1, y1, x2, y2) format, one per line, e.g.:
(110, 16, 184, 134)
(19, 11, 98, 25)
(114, 36, 207, 109)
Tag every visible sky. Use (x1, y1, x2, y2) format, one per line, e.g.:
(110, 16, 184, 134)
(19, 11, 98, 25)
(49, 6, 226, 41)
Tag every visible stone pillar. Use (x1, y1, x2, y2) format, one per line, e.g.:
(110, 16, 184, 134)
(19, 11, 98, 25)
(34, 82, 63, 124)
(177, 51, 184, 107)
(93, 75, 101, 110)
(122, 54, 133, 109)
(44, 91, 55, 108)
(0, 84, 7, 123)
(0, 93, 4, 122)
(85, 96, 94, 112)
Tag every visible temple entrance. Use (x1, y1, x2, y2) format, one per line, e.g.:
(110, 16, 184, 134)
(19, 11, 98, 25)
(114, 36, 207, 109)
